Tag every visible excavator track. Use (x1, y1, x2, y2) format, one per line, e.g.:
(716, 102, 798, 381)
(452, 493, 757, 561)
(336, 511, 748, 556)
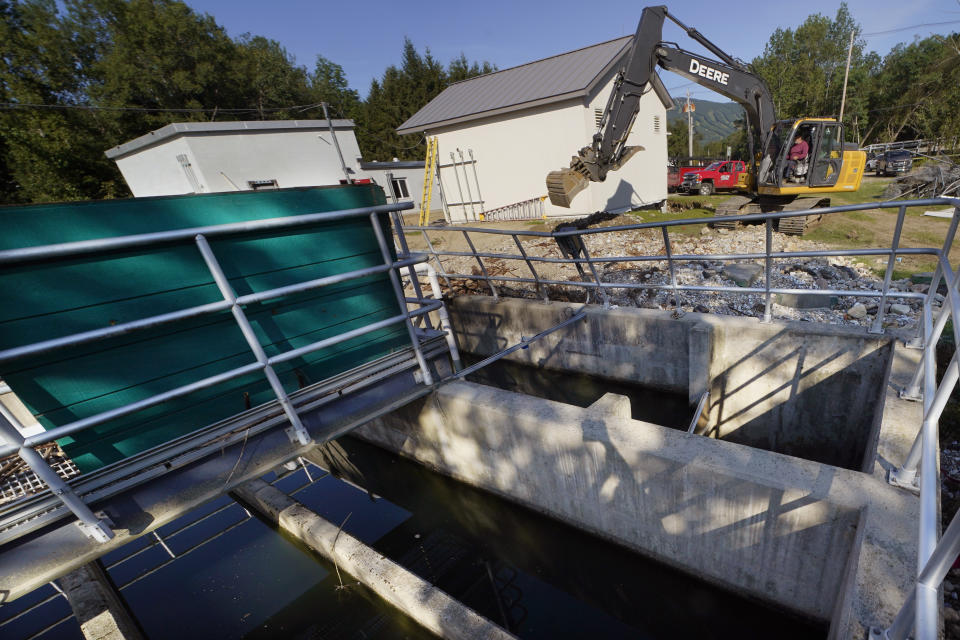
(710, 195, 829, 236)
(712, 196, 754, 229)
(776, 197, 830, 236)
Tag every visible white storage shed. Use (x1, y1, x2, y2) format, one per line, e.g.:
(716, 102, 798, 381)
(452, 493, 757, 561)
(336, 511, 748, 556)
(397, 36, 674, 222)
(105, 120, 363, 197)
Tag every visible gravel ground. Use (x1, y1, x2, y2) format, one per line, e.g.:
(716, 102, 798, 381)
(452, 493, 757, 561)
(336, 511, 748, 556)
(431, 218, 931, 332)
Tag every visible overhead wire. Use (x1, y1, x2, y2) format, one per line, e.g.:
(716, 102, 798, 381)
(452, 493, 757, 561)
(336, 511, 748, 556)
(862, 20, 960, 37)
(0, 101, 328, 114)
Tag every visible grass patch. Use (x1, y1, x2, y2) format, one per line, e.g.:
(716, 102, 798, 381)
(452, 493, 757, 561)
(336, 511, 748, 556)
(805, 213, 879, 246)
(827, 179, 890, 206)
(638, 208, 715, 237)
(667, 193, 728, 210)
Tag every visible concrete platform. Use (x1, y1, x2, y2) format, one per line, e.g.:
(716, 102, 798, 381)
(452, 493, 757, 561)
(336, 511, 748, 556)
(353, 297, 925, 639)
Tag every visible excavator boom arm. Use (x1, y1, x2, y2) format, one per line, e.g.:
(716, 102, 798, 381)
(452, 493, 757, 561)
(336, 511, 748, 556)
(546, 5, 777, 208)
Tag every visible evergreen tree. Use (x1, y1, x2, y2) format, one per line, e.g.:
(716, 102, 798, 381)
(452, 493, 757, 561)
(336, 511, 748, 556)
(751, 3, 871, 129)
(310, 55, 361, 120)
(234, 34, 312, 120)
(359, 38, 494, 161)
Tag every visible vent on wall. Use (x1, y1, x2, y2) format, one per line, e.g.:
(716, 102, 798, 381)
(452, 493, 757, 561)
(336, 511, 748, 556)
(595, 108, 603, 128)
(248, 179, 279, 190)
(653, 115, 661, 133)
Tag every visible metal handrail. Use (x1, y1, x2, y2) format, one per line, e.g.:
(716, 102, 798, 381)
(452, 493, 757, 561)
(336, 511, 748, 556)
(396, 197, 960, 639)
(0, 199, 458, 545)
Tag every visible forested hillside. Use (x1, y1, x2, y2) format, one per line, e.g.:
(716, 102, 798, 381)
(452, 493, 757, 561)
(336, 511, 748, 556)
(666, 100, 743, 143)
(3, 0, 959, 204)
(0, 0, 493, 204)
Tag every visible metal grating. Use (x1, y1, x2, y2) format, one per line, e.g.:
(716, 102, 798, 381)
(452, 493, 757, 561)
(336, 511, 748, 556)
(0, 444, 80, 505)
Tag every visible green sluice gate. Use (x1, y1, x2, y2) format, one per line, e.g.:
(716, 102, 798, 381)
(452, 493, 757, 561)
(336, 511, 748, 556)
(0, 185, 411, 473)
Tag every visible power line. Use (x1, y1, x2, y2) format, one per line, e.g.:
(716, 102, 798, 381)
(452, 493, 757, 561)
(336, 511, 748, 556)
(0, 101, 327, 114)
(665, 81, 698, 92)
(863, 20, 960, 37)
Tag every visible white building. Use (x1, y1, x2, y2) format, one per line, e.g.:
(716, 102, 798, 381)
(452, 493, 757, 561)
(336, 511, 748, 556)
(359, 160, 426, 212)
(397, 36, 674, 222)
(104, 120, 364, 197)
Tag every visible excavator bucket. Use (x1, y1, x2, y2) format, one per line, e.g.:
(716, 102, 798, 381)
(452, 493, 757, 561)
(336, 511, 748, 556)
(546, 168, 590, 208)
(545, 145, 645, 208)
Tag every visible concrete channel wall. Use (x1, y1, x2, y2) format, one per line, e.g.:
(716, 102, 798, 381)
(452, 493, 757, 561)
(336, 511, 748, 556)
(357, 297, 923, 638)
(447, 297, 893, 471)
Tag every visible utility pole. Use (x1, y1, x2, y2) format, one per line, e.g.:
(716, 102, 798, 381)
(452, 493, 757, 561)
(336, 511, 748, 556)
(685, 90, 694, 158)
(322, 102, 352, 185)
(839, 30, 856, 124)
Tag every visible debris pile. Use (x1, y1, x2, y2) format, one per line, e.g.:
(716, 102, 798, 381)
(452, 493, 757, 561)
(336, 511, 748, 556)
(884, 160, 960, 200)
(433, 219, 928, 331)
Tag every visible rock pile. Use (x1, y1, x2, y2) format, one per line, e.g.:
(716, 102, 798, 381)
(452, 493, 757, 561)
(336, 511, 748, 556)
(431, 218, 930, 331)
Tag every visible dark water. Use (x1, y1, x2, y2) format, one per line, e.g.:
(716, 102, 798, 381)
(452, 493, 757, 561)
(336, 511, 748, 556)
(1, 438, 827, 640)
(310, 437, 827, 640)
(463, 355, 693, 429)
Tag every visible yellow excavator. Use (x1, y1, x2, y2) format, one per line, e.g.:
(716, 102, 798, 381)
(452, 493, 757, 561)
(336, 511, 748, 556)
(546, 5, 866, 235)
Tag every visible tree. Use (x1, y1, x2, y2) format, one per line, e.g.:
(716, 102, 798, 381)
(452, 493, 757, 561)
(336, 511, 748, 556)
(0, 0, 116, 202)
(234, 34, 312, 120)
(447, 53, 495, 84)
(667, 117, 702, 159)
(359, 38, 494, 161)
(750, 2, 871, 129)
(310, 55, 361, 120)
(864, 34, 960, 143)
(0, 0, 323, 203)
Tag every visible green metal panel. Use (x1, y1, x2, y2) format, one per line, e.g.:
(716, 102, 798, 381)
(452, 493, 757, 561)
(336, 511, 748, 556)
(0, 185, 411, 473)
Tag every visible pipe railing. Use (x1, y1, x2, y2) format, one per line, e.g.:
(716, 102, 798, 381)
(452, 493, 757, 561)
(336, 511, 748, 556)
(0, 200, 463, 544)
(396, 197, 960, 640)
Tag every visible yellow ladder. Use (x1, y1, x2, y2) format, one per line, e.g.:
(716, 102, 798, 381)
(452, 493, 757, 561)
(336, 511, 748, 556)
(418, 137, 438, 225)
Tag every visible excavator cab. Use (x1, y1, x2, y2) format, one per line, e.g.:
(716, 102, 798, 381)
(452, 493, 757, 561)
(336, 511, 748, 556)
(759, 119, 863, 194)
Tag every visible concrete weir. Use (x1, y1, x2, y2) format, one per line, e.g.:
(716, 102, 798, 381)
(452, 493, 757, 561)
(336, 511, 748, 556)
(233, 479, 515, 640)
(353, 296, 924, 639)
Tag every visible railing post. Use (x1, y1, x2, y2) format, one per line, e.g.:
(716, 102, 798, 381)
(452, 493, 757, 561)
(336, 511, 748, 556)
(512, 234, 549, 302)
(878, 478, 960, 639)
(763, 218, 773, 323)
(908, 205, 960, 349)
(892, 306, 938, 488)
(389, 211, 433, 331)
(369, 214, 435, 386)
(579, 238, 610, 308)
(461, 230, 498, 300)
(661, 226, 682, 315)
(195, 234, 312, 445)
(0, 405, 113, 542)
(870, 205, 907, 334)
(903, 253, 960, 400)
(420, 229, 452, 289)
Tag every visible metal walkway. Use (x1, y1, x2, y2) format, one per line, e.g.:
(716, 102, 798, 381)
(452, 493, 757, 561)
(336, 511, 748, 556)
(0, 190, 582, 607)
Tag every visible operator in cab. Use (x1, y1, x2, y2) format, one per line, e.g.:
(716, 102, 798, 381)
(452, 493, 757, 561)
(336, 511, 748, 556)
(784, 135, 809, 180)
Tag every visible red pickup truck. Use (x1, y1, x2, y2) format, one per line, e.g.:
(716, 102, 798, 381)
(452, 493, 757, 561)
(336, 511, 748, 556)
(667, 164, 705, 192)
(679, 160, 747, 195)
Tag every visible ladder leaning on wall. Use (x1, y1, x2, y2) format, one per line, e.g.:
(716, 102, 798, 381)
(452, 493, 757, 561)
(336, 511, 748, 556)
(418, 137, 438, 225)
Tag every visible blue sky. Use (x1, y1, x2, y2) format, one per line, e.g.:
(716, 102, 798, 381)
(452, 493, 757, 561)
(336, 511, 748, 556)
(185, 0, 959, 100)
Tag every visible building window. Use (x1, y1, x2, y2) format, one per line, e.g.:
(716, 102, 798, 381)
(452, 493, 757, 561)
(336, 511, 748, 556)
(653, 115, 661, 133)
(595, 108, 603, 128)
(391, 177, 410, 199)
(248, 179, 279, 190)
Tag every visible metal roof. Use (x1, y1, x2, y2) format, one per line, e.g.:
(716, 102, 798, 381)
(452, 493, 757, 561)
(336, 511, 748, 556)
(359, 160, 425, 170)
(105, 119, 355, 159)
(397, 37, 671, 134)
